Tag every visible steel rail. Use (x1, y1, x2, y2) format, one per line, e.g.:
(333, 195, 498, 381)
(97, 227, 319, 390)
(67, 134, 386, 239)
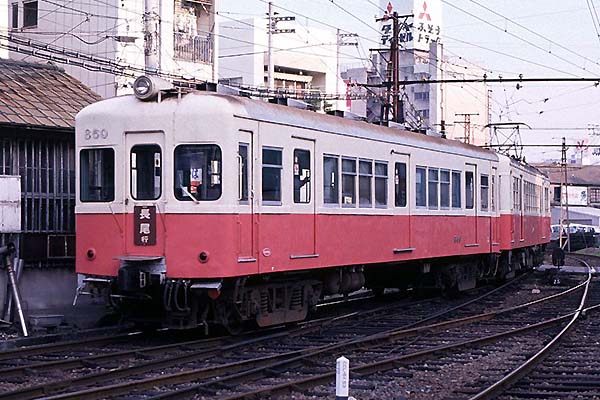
(468, 257, 594, 400)
(31, 273, 584, 400)
(0, 331, 143, 361)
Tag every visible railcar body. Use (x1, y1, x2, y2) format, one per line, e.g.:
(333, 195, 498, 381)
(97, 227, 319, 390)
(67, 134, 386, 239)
(75, 83, 550, 330)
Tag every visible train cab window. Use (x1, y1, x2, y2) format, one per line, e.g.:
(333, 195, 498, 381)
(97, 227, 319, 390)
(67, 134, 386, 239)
(359, 160, 373, 207)
(428, 168, 439, 209)
(440, 169, 450, 208)
(394, 162, 407, 207)
(323, 155, 339, 205)
(238, 144, 249, 203)
(80, 148, 114, 202)
(131, 144, 161, 200)
(481, 174, 489, 211)
(465, 171, 474, 209)
(262, 147, 282, 204)
(293, 149, 311, 203)
(174, 144, 222, 201)
(415, 166, 426, 207)
(451, 170, 461, 208)
(375, 162, 388, 207)
(342, 158, 356, 207)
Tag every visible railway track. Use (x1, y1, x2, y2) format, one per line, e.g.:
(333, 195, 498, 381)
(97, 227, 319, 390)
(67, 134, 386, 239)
(0, 270, 585, 400)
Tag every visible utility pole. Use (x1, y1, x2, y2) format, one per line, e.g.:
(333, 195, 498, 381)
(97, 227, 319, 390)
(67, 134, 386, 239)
(336, 30, 358, 95)
(266, 2, 295, 90)
(143, 0, 161, 74)
(560, 137, 571, 251)
(454, 113, 479, 144)
(374, 12, 411, 124)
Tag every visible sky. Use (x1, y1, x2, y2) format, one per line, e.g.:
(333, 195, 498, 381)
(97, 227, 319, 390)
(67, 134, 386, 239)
(217, 0, 600, 163)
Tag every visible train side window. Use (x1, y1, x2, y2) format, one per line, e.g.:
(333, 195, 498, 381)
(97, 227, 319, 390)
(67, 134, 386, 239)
(428, 168, 439, 209)
(131, 144, 161, 200)
(415, 166, 426, 207)
(174, 144, 222, 201)
(342, 157, 356, 207)
(262, 147, 283, 204)
(293, 149, 311, 204)
(451, 170, 461, 208)
(80, 148, 115, 202)
(323, 155, 339, 205)
(465, 171, 474, 209)
(491, 169, 497, 212)
(440, 169, 450, 208)
(394, 162, 407, 207)
(238, 144, 249, 203)
(513, 177, 521, 211)
(375, 162, 388, 207)
(359, 159, 373, 207)
(481, 174, 489, 211)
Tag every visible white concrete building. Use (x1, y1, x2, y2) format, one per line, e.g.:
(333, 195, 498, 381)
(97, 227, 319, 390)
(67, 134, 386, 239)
(218, 17, 344, 106)
(7, 0, 217, 98)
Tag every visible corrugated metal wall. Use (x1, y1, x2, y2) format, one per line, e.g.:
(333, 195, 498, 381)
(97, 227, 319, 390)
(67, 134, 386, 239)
(0, 129, 75, 268)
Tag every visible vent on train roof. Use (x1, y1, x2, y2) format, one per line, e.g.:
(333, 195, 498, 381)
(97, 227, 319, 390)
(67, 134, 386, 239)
(268, 97, 317, 111)
(326, 110, 367, 122)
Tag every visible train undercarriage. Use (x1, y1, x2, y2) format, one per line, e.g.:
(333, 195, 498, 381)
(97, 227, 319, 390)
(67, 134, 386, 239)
(79, 245, 546, 333)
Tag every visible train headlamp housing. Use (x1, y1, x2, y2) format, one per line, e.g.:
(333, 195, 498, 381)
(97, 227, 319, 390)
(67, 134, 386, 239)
(133, 75, 174, 101)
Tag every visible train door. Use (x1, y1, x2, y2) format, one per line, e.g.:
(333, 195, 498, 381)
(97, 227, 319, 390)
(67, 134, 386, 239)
(491, 167, 499, 251)
(392, 152, 412, 252)
(124, 131, 166, 256)
(237, 130, 257, 265)
(464, 163, 478, 247)
(289, 137, 316, 258)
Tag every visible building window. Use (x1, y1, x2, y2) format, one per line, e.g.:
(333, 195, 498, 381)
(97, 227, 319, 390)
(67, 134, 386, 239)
(80, 148, 114, 202)
(323, 155, 339, 205)
(262, 147, 282, 204)
(359, 160, 373, 207)
(342, 158, 356, 207)
(465, 171, 474, 209)
(174, 144, 222, 202)
(395, 162, 407, 207)
(23, 1, 37, 28)
(481, 174, 489, 211)
(131, 144, 162, 200)
(375, 162, 388, 207)
(452, 170, 461, 208)
(553, 186, 561, 203)
(416, 166, 427, 207)
(293, 149, 311, 204)
(589, 187, 600, 204)
(414, 91, 429, 101)
(428, 168, 439, 209)
(11, 3, 18, 29)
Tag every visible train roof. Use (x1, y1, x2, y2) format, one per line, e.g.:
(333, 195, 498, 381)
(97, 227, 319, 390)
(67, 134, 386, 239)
(78, 91, 498, 162)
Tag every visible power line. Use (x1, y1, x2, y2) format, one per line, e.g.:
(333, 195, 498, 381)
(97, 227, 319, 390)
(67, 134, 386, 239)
(465, 0, 600, 74)
(442, 0, 598, 76)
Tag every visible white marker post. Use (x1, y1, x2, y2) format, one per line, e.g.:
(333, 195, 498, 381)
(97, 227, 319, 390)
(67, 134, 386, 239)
(336, 356, 349, 400)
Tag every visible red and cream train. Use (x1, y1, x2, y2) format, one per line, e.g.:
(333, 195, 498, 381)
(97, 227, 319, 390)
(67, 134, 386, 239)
(75, 76, 550, 331)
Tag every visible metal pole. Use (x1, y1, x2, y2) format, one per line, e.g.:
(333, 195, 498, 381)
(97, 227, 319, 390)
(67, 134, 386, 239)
(267, 2, 274, 90)
(144, 0, 161, 74)
(562, 138, 571, 252)
(1, 244, 28, 337)
(336, 28, 340, 98)
(392, 12, 400, 123)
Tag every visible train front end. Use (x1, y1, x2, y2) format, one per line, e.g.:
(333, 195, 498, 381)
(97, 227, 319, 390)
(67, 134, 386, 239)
(74, 77, 239, 329)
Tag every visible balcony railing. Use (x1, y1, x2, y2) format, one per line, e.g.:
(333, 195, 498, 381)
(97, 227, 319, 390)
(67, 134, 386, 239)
(174, 32, 212, 64)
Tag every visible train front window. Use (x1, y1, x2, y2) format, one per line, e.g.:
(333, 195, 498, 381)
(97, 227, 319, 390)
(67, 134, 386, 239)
(131, 145, 161, 200)
(174, 145, 222, 201)
(80, 148, 114, 202)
